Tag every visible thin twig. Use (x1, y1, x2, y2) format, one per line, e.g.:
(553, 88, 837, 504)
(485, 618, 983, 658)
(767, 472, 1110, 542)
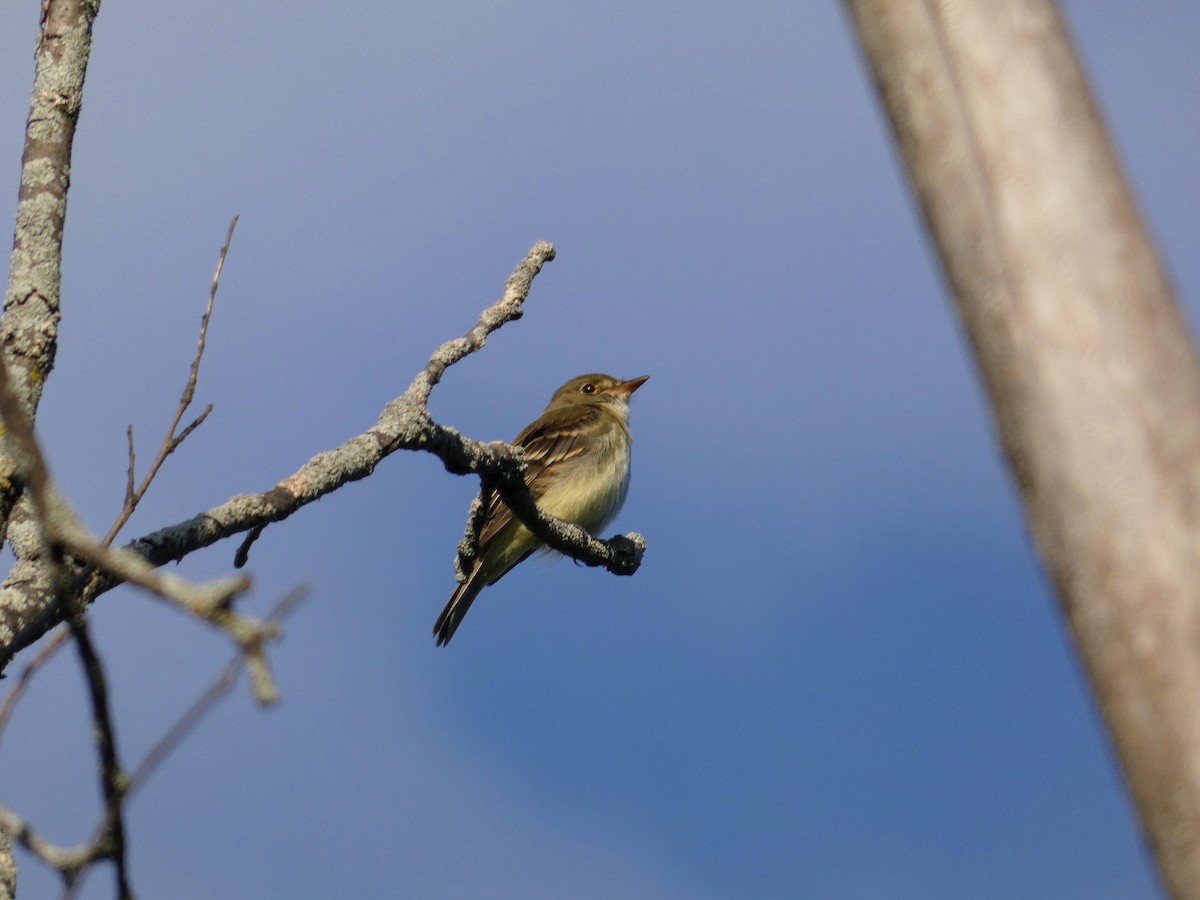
(122, 426, 135, 514)
(0, 308, 275, 701)
(0, 626, 68, 738)
(128, 585, 308, 796)
(56, 527, 282, 705)
(233, 525, 264, 569)
(1, 242, 646, 672)
(0, 589, 303, 895)
(101, 215, 238, 547)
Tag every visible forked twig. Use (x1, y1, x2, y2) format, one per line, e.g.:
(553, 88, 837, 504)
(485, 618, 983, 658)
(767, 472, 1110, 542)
(0, 215, 243, 744)
(1, 587, 306, 897)
(102, 215, 237, 547)
(1, 242, 647, 671)
(128, 586, 308, 795)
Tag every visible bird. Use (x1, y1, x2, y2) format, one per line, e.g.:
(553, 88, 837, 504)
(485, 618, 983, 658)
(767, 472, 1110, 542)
(434, 373, 649, 645)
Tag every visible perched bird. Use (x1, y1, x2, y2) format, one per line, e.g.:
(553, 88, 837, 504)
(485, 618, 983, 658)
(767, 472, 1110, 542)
(434, 373, 649, 646)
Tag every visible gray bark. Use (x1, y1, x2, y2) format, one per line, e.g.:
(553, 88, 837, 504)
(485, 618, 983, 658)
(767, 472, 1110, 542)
(844, 2, 1200, 895)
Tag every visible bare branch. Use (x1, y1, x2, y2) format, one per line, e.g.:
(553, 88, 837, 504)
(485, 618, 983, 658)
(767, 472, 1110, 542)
(128, 586, 308, 796)
(122, 427, 136, 513)
(180, 216, 236, 411)
(488, 456, 647, 575)
(18, 588, 306, 898)
(68, 616, 132, 899)
(0, 623, 132, 897)
(403, 242, 551, 407)
(0, 260, 276, 705)
(233, 525, 265, 569)
(0, 803, 94, 890)
(0, 241, 646, 675)
(0, 626, 68, 739)
(101, 215, 237, 547)
(115, 239, 645, 581)
(0, 0, 102, 542)
(0, 587, 302, 896)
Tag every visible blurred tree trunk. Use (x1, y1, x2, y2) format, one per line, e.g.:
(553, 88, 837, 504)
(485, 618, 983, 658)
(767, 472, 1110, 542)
(844, 1, 1200, 896)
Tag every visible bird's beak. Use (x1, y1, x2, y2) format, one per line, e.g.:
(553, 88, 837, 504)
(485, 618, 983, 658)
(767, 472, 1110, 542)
(612, 375, 650, 397)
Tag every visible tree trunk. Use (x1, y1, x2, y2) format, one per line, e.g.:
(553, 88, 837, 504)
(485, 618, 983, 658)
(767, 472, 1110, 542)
(844, 2, 1200, 896)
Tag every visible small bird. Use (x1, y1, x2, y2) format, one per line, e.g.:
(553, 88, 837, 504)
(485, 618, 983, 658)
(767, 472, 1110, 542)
(434, 373, 649, 646)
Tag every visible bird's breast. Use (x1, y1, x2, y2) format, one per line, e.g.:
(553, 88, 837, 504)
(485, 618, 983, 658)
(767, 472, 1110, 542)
(538, 428, 632, 536)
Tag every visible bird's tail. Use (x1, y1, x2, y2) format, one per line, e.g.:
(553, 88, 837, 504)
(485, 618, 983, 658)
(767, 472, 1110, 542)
(433, 570, 486, 647)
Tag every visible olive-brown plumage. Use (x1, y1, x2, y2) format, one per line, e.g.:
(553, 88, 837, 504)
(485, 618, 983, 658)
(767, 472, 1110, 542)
(434, 373, 648, 645)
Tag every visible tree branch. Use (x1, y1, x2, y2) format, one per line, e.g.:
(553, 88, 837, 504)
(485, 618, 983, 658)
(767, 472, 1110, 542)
(126, 586, 308, 799)
(0, 582, 303, 897)
(0, 241, 647, 670)
(845, 1, 1200, 894)
(0, 0, 102, 542)
(0, 626, 67, 739)
(101, 215, 234, 547)
(66, 615, 132, 900)
(0, 266, 278, 700)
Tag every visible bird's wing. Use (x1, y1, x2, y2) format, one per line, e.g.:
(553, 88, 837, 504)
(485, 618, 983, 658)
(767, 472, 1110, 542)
(436, 405, 605, 643)
(475, 404, 602, 547)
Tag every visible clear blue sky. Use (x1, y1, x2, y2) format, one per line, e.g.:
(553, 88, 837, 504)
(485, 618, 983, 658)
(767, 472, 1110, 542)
(1, 3, 1197, 898)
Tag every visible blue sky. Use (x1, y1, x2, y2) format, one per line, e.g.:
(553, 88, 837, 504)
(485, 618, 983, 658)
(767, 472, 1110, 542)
(1, 3, 1197, 898)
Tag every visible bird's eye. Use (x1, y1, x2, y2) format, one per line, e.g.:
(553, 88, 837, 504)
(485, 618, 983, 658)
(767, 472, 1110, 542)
(581, 383, 596, 394)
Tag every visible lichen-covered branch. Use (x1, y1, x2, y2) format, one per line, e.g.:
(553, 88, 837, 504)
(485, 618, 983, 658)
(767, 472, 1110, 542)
(0, 0, 102, 540)
(0, 240, 647, 671)
(0, 221, 276, 702)
(0, 802, 100, 893)
(0, 4, 648, 896)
